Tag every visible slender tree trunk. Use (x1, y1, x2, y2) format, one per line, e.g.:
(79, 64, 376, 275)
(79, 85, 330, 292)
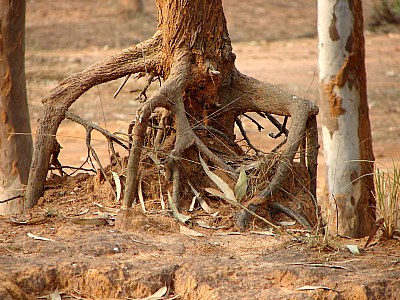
(318, 0, 375, 237)
(0, 0, 33, 214)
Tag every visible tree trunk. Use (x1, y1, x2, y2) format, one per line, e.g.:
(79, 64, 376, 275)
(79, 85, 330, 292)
(26, 0, 319, 230)
(318, 0, 375, 237)
(0, 0, 33, 214)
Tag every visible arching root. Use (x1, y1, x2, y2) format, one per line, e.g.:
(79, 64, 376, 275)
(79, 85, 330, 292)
(25, 32, 162, 208)
(232, 71, 319, 230)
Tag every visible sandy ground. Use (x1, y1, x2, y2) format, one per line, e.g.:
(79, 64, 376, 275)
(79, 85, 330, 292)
(0, 1, 399, 299)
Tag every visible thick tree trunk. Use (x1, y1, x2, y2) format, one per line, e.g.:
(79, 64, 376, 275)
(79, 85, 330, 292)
(0, 0, 33, 214)
(318, 0, 375, 237)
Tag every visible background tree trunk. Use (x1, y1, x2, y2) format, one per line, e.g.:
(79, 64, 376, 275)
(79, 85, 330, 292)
(318, 0, 375, 237)
(0, 0, 33, 214)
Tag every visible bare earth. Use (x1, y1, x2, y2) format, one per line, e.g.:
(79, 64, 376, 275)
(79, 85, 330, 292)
(1, 1, 400, 299)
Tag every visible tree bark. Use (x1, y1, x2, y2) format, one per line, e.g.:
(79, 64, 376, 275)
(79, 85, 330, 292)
(0, 0, 33, 214)
(318, 0, 375, 237)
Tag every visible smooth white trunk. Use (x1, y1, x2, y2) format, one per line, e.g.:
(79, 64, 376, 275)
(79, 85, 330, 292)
(318, 0, 364, 236)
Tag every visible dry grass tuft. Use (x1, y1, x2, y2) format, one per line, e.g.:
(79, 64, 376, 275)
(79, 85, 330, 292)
(374, 163, 400, 239)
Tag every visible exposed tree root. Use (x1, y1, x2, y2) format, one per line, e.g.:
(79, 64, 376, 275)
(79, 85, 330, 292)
(269, 202, 312, 230)
(25, 31, 162, 208)
(25, 3, 319, 233)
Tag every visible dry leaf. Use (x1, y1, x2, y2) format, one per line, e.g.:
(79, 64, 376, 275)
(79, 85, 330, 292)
(199, 153, 237, 203)
(188, 181, 214, 213)
(296, 285, 336, 292)
(50, 290, 62, 300)
(278, 221, 296, 226)
(27, 232, 55, 242)
(189, 195, 197, 212)
(250, 230, 275, 236)
(8, 216, 49, 226)
(77, 207, 89, 216)
(141, 286, 168, 300)
(346, 244, 361, 256)
(205, 187, 227, 200)
(70, 218, 108, 226)
(196, 220, 226, 229)
(234, 167, 247, 201)
(111, 171, 122, 202)
(180, 225, 204, 237)
(138, 175, 147, 212)
(198, 197, 214, 214)
(98, 206, 120, 215)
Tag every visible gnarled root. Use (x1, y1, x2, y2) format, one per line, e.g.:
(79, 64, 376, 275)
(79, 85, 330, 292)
(25, 32, 162, 208)
(232, 71, 319, 230)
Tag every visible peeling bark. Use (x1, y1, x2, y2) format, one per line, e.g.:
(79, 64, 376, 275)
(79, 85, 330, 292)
(318, 0, 375, 237)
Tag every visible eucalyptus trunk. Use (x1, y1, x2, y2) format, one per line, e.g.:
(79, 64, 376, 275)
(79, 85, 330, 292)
(318, 0, 375, 237)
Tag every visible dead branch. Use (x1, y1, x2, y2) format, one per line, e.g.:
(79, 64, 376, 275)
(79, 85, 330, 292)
(264, 113, 289, 138)
(234, 116, 262, 154)
(49, 166, 96, 173)
(243, 113, 264, 132)
(135, 71, 156, 102)
(85, 127, 115, 196)
(113, 74, 131, 99)
(65, 111, 130, 149)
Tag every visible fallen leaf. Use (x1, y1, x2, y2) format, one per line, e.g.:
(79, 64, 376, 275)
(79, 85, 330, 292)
(199, 153, 237, 203)
(189, 195, 197, 212)
(196, 220, 226, 229)
(70, 218, 108, 226)
(291, 262, 349, 270)
(50, 290, 62, 300)
(112, 171, 122, 202)
(180, 225, 204, 237)
(98, 206, 120, 215)
(205, 187, 227, 200)
(138, 175, 147, 212)
(296, 285, 337, 292)
(250, 230, 275, 236)
(8, 216, 49, 226)
(234, 167, 247, 201)
(346, 244, 361, 256)
(197, 197, 214, 214)
(76, 207, 89, 216)
(27, 232, 55, 242)
(278, 221, 296, 226)
(141, 286, 168, 300)
(188, 181, 214, 213)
